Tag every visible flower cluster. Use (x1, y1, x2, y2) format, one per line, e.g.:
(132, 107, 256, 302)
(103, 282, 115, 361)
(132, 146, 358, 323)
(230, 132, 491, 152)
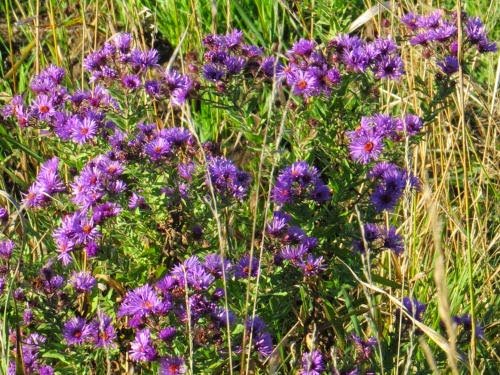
(266, 211, 325, 276)
(346, 114, 423, 165)
(8, 332, 54, 375)
(395, 297, 427, 334)
(22, 157, 65, 208)
(63, 311, 116, 348)
(300, 350, 325, 375)
(367, 162, 420, 212)
(353, 223, 404, 256)
(271, 161, 331, 205)
(207, 157, 251, 200)
(402, 10, 497, 76)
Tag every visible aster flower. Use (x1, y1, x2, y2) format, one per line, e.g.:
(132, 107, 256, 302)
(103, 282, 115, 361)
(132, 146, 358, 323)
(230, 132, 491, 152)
(300, 350, 325, 375)
(373, 55, 405, 80)
(63, 317, 95, 345)
(0, 240, 14, 260)
(203, 63, 225, 82)
(347, 129, 384, 164)
(112, 33, 132, 53)
(290, 68, 321, 97)
(70, 271, 96, 292)
(266, 211, 291, 237)
(203, 253, 232, 278)
(437, 55, 459, 75)
(289, 39, 317, 57)
(159, 327, 177, 342)
(233, 255, 260, 279)
(128, 192, 151, 210)
(395, 297, 427, 333)
(91, 310, 117, 348)
(297, 254, 325, 276)
(350, 334, 378, 361)
(159, 356, 187, 375)
(31, 94, 56, 121)
(118, 284, 165, 319)
(129, 329, 156, 362)
(207, 157, 250, 200)
(70, 115, 99, 144)
(453, 314, 485, 340)
(280, 243, 309, 264)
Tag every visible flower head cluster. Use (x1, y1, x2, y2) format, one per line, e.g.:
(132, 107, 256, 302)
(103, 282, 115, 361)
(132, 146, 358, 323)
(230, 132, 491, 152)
(243, 316, 274, 359)
(271, 161, 331, 205)
(453, 314, 485, 341)
(63, 312, 116, 348)
(22, 157, 65, 208)
(395, 297, 427, 333)
(329, 34, 405, 80)
(207, 157, 251, 200)
(401, 10, 496, 76)
(347, 114, 422, 164)
(201, 29, 276, 88)
(353, 223, 404, 256)
(350, 334, 377, 362)
(8, 333, 54, 374)
(300, 350, 325, 375)
(83, 33, 166, 91)
(0, 239, 15, 260)
(367, 162, 420, 212)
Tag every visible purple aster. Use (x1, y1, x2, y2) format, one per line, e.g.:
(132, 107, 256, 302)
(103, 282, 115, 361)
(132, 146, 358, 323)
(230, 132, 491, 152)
(428, 23, 457, 42)
(145, 137, 172, 160)
(203, 253, 232, 278)
(70, 270, 96, 292)
(437, 56, 459, 75)
(289, 39, 316, 57)
(0, 276, 5, 294)
(207, 157, 250, 200)
(129, 192, 150, 210)
(202, 63, 225, 82)
(350, 334, 378, 361)
(401, 12, 419, 30)
(290, 68, 321, 97)
(31, 94, 56, 121)
(400, 114, 423, 135)
(112, 33, 132, 53)
(0, 240, 14, 260)
(241, 44, 263, 58)
(280, 243, 309, 264)
(233, 255, 260, 279)
(371, 182, 402, 212)
(39, 366, 55, 375)
(395, 297, 427, 333)
(129, 329, 156, 362)
(453, 314, 485, 340)
(118, 284, 164, 319)
(122, 74, 141, 89)
(159, 356, 187, 375)
(160, 127, 192, 146)
(266, 211, 291, 237)
(224, 55, 246, 74)
(63, 317, 95, 345)
(410, 32, 432, 46)
(145, 80, 161, 96)
(70, 116, 99, 144)
(342, 46, 370, 72)
(416, 10, 442, 29)
(347, 129, 384, 164)
(373, 55, 405, 80)
(297, 254, 325, 276)
(284, 225, 306, 244)
(130, 49, 159, 70)
(366, 162, 399, 180)
(379, 226, 404, 255)
(92, 202, 122, 224)
(159, 327, 177, 342)
(300, 350, 325, 375)
(260, 56, 284, 78)
(91, 310, 117, 348)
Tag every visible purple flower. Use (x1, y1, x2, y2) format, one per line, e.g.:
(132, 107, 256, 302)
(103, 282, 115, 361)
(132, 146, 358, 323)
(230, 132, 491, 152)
(244, 316, 273, 358)
(290, 68, 321, 97)
(453, 314, 485, 340)
(300, 350, 325, 375)
(63, 317, 95, 345)
(207, 157, 250, 200)
(130, 49, 159, 70)
(118, 284, 165, 319)
(297, 254, 325, 276)
(395, 297, 427, 333)
(0, 240, 14, 260)
(400, 114, 423, 135)
(70, 271, 96, 292)
(233, 255, 260, 279)
(159, 327, 177, 342)
(112, 33, 132, 53)
(129, 329, 156, 362)
(373, 55, 405, 80)
(129, 192, 150, 210)
(280, 243, 309, 264)
(347, 129, 384, 164)
(202, 63, 225, 82)
(267, 211, 291, 237)
(145, 137, 172, 161)
(437, 56, 459, 75)
(289, 39, 316, 57)
(159, 356, 187, 375)
(23, 157, 65, 208)
(91, 311, 116, 348)
(70, 115, 99, 144)
(203, 253, 232, 278)
(350, 334, 377, 361)
(122, 74, 141, 89)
